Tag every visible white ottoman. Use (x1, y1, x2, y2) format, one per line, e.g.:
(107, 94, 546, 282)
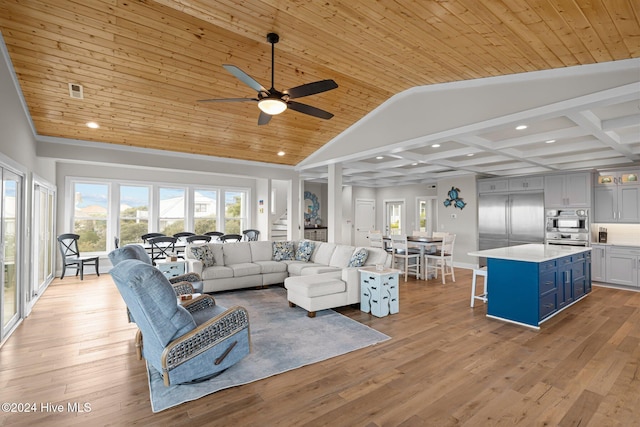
(284, 272, 347, 318)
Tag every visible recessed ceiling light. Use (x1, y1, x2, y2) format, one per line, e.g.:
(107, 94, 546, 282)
(277, 151, 285, 156)
(376, 156, 384, 160)
(516, 125, 528, 130)
(431, 144, 440, 148)
(86, 121, 99, 129)
(467, 153, 475, 157)
(411, 162, 418, 166)
(545, 139, 556, 144)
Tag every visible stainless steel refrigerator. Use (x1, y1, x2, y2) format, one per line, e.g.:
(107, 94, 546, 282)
(478, 192, 544, 265)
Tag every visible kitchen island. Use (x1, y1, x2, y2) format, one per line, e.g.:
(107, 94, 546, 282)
(468, 244, 592, 329)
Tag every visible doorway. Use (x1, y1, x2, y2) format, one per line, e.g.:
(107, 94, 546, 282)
(1, 167, 22, 342)
(384, 200, 404, 236)
(417, 196, 438, 235)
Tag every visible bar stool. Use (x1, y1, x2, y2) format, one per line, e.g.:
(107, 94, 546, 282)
(470, 266, 488, 307)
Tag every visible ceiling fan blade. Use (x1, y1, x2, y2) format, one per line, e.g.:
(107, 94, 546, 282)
(197, 98, 258, 103)
(285, 79, 338, 99)
(223, 64, 267, 93)
(258, 111, 272, 126)
(287, 101, 334, 119)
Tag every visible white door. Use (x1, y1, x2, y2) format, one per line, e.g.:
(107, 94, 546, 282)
(417, 196, 437, 235)
(385, 200, 404, 236)
(354, 199, 375, 247)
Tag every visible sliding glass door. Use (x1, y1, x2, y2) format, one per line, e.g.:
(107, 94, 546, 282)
(2, 168, 22, 341)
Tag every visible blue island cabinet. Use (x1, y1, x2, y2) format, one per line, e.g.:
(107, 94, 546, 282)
(486, 251, 591, 328)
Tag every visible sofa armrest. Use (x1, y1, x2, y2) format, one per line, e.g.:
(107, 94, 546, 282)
(171, 281, 195, 296)
(169, 272, 202, 284)
(181, 294, 216, 312)
(342, 267, 362, 304)
(187, 259, 204, 275)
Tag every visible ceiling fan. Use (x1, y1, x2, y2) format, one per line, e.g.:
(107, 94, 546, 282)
(198, 33, 338, 125)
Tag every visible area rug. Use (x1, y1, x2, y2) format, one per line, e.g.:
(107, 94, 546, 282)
(147, 286, 390, 412)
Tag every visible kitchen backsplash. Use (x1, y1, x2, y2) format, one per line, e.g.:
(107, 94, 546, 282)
(590, 223, 640, 246)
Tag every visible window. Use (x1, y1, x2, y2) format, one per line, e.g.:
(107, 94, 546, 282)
(119, 185, 150, 245)
(159, 187, 185, 235)
(224, 190, 247, 234)
(73, 182, 109, 252)
(194, 189, 217, 233)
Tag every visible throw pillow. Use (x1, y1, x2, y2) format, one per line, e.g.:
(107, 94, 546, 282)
(295, 240, 315, 262)
(272, 241, 294, 261)
(190, 245, 215, 268)
(348, 248, 368, 267)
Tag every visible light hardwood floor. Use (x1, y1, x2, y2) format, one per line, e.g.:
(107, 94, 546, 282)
(1, 270, 640, 426)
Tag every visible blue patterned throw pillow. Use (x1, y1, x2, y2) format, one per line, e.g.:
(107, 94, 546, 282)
(348, 248, 368, 267)
(190, 245, 215, 268)
(295, 240, 316, 262)
(272, 241, 294, 261)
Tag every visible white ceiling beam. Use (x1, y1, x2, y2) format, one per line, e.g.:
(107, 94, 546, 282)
(602, 114, 640, 130)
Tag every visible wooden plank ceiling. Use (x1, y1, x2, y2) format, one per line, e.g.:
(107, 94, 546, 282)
(0, 0, 638, 167)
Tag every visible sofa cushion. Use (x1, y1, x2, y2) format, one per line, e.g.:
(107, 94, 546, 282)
(363, 247, 389, 266)
(348, 248, 369, 267)
(253, 260, 288, 274)
(190, 245, 216, 268)
(272, 241, 294, 261)
(301, 266, 341, 275)
(201, 265, 234, 280)
(228, 262, 261, 277)
(295, 240, 316, 262)
(287, 261, 325, 276)
(250, 241, 273, 262)
(329, 245, 356, 268)
(311, 242, 336, 265)
(223, 242, 252, 265)
(285, 273, 346, 298)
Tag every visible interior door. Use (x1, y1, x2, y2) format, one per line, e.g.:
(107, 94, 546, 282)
(354, 199, 375, 247)
(385, 201, 404, 236)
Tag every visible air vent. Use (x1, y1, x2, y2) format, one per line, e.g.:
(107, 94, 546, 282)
(68, 83, 83, 99)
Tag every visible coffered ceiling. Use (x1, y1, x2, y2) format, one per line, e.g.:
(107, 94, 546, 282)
(0, 0, 639, 186)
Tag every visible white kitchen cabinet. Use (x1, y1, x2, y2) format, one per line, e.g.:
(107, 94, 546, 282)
(590, 244, 607, 282)
(508, 176, 544, 192)
(478, 179, 509, 194)
(544, 172, 591, 207)
(605, 246, 640, 287)
(594, 170, 640, 223)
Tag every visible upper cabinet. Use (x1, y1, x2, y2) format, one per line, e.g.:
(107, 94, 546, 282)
(508, 176, 544, 192)
(594, 170, 640, 223)
(544, 172, 591, 208)
(478, 179, 509, 194)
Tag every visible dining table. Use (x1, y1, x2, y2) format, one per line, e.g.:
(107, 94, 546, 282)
(383, 235, 443, 280)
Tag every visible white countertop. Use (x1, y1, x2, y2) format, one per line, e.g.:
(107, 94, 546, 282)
(468, 243, 591, 263)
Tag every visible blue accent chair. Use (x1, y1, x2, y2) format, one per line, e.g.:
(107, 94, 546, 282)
(110, 259, 251, 386)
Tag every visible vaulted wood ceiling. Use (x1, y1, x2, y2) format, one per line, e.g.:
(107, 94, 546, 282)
(1, 0, 639, 181)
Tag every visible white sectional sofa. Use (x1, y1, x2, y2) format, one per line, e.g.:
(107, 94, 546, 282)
(184, 240, 392, 317)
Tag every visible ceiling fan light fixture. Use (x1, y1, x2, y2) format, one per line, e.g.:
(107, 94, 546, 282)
(258, 98, 287, 115)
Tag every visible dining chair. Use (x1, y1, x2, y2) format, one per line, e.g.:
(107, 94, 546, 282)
(57, 233, 100, 280)
(141, 232, 165, 243)
(242, 229, 260, 241)
(219, 234, 243, 243)
(368, 232, 384, 249)
(147, 236, 178, 264)
(185, 234, 212, 244)
(204, 231, 224, 241)
(173, 231, 196, 242)
(424, 233, 456, 284)
(390, 234, 421, 282)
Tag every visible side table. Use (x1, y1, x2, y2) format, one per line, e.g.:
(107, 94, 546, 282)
(155, 259, 186, 279)
(359, 266, 400, 317)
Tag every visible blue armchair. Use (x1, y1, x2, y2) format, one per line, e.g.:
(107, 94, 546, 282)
(110, 259, 251, 386)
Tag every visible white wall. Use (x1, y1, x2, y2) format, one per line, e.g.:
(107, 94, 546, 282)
(437, 175, 478, 268)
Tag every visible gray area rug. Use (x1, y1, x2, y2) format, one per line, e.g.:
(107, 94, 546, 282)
(147, 286, 390, 412)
